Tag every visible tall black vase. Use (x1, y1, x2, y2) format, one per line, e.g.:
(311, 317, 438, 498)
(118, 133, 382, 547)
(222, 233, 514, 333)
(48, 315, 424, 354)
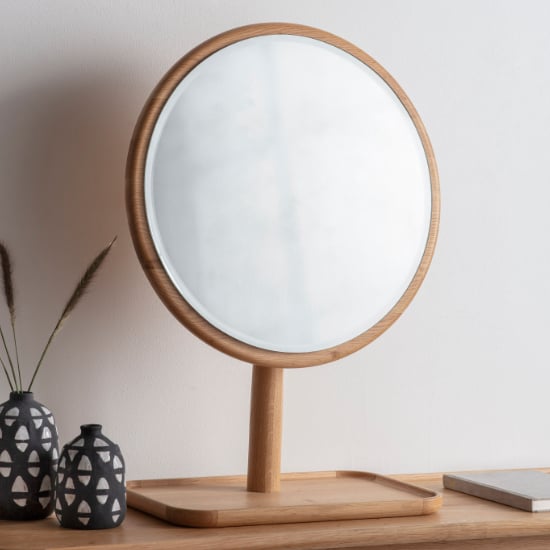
(55, 424, 126, 529)
(0, 391, 59, 520)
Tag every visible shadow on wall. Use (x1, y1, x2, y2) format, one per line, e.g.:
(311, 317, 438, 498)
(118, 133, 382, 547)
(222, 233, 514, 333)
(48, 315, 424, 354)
(0, 70, 146, 366)
(0, 71, 131, 255)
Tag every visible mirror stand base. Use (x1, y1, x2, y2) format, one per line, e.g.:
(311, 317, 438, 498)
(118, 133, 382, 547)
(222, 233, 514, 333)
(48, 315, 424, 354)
(126, 470, 441, 527)
(127, 365, 441, 527)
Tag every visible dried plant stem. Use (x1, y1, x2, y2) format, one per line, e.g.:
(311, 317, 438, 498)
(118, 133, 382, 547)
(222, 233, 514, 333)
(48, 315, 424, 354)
(0, 353, 14, 391)
(27, 237, 117, 391)
(0, 327, 18, 391)
(0, 242, 20, 391)
(11, 324, 22, 390)
(28, 325, 57, 392)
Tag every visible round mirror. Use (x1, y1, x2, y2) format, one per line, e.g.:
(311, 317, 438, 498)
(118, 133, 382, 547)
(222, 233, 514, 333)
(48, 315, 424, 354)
(127, 23, 439, 368)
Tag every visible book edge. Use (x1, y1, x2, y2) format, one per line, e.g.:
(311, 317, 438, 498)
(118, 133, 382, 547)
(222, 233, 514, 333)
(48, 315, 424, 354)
(443, 474, 547, 512)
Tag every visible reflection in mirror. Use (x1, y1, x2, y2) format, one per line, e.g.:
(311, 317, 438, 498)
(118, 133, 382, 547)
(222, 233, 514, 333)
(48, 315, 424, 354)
(145, 34, 432, 353)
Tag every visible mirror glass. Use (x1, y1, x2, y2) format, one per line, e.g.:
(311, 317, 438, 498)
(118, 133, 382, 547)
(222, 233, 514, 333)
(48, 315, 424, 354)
(144, 34, 432, 353)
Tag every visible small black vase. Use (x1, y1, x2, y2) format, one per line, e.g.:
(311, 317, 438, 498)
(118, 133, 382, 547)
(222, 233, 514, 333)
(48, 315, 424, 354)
(55, 424, 125, 529)
(0, 391, 59, 520)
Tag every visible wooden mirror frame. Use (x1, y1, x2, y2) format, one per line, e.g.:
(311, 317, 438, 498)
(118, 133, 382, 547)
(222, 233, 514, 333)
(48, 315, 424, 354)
(126, 22, 440, 370)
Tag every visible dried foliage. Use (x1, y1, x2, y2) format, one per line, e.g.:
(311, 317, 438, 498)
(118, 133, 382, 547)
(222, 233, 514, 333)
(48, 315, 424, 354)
(0, 237, 116, 392)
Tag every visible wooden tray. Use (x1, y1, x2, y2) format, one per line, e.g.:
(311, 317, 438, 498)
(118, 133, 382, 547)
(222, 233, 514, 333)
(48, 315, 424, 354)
(127, 470, 442, 527)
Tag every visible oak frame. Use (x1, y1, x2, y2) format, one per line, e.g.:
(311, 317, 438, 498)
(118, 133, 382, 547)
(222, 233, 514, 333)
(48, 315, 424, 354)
(126, 22, 440, 369)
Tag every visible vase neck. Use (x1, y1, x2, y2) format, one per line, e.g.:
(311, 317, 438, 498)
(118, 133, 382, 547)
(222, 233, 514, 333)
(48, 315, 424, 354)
(80, 424, 102, 437)
(9, 391, 34, 402)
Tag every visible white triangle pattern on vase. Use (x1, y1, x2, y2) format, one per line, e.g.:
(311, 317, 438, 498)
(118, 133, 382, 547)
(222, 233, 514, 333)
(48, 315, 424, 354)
(78, 455, 92, 471)
(97, 477, 109, 490)
(64, 476, 76, 506)
(78, 450, 92, 485)
(11, 475, 29, 507)
(0, 450, 11, 478)
(38, 476, 52, 510)
(39, 475, 51, 492)
(78, 475, 91, 486)
(78, 500, 91, 513)
(77, 500, 92, 525)
(97, 451, 110, 463)
(15, 425, 30, 453)
(28, 453, 40, 477)
(39, 496, 51, 508)
(4, 408, 19, 427)
(113, 454, 124, 484)
(12, 476, 28, 492)
(41, 426, 52, 452)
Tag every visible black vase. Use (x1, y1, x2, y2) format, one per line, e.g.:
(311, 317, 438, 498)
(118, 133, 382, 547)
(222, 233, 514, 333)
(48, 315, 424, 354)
(0, 391, 59, 520)
(55, 424, 126, 529)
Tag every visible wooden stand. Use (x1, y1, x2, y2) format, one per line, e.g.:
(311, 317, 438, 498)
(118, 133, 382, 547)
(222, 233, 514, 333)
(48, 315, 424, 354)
(247, 366, 283, 493)
(126, 365, 441, 527)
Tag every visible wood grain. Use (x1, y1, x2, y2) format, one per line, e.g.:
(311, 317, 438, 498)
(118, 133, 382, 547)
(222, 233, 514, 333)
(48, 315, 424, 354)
(126, 22, 440, 369)
(247, 366, 283, 492)
(5, 471, 550, 549)
(126, 470, 441, 527)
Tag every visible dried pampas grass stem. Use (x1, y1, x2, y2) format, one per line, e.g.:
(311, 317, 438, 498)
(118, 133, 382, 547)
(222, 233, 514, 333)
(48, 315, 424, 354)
(27, 237, 117, 391)
(0, 355, 14, 391)
(0, 242, 20, 390)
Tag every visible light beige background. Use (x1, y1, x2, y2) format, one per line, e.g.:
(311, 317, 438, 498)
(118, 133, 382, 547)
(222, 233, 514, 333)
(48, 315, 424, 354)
(1, 0, 549, 480)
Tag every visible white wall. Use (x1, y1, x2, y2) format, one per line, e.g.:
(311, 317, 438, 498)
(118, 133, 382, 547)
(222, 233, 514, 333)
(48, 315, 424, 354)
(1, 0, 550, 481)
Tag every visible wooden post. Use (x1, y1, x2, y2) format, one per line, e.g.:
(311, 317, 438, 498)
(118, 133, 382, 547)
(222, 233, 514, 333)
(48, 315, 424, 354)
(247, 365, 283, 492)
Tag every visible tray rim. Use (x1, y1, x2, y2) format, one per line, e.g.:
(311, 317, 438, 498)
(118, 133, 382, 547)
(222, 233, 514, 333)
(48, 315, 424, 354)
(127, 470, 442, 527)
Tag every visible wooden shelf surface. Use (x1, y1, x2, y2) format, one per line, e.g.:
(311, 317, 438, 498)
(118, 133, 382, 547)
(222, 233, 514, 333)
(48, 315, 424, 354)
(3, 471, 550, 549)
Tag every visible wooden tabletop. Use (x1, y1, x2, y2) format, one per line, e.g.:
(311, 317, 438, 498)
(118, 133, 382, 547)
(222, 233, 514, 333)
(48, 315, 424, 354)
(3, 471, 550, 550)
